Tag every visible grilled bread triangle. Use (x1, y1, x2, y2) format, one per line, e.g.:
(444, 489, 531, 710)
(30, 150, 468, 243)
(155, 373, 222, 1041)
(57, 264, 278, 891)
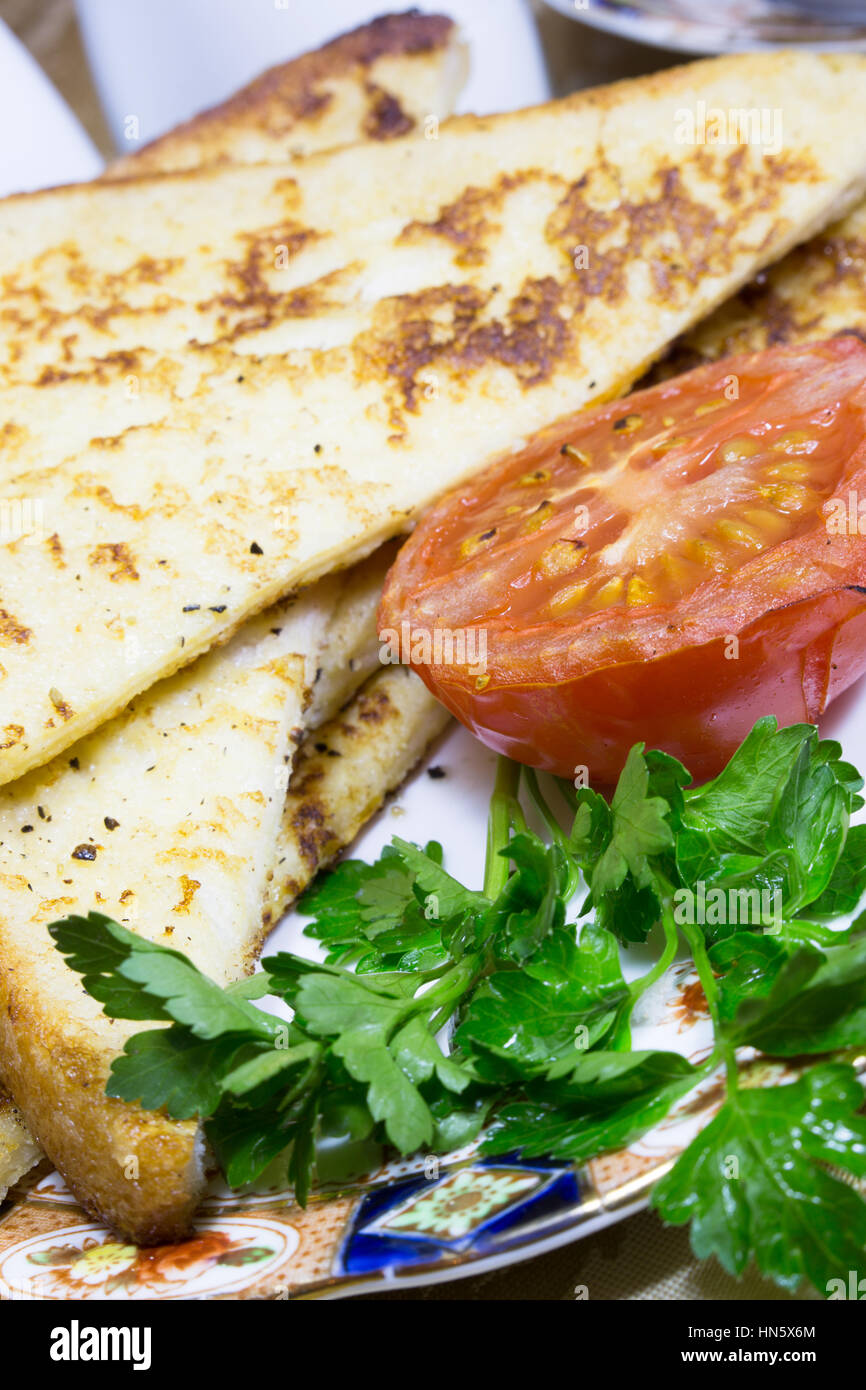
(270, 665, 451, 924)
(657, 199, 866, 372)
(108, 10, 467, 176)
(0, 585, 338, 1241)
(1, 53, 865, 787)
(0, 1089, 40, 1204)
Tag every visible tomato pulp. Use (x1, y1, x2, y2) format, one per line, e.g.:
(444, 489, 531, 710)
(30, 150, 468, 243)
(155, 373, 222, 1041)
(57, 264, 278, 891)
(379, 338, 866, 783)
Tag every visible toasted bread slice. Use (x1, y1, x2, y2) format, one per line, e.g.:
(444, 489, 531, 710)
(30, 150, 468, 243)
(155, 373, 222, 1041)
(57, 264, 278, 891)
(656, 199, 866, 375)
(0, 584, 338, 1242)
(108, 12, 467, 177)
(0, 1090, 40, 1203)
(271, 666, 451, 922)
(0, 53, 865, 787)
(302, 541, 397, 733)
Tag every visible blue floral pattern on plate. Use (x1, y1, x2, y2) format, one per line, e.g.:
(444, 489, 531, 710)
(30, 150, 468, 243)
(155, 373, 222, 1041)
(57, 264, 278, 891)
(338, 1159, 580, 1274)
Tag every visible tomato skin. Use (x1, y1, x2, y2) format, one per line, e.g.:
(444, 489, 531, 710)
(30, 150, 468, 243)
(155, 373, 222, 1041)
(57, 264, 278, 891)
(380, 338, 866, 784)
(412, 587, 866, 784)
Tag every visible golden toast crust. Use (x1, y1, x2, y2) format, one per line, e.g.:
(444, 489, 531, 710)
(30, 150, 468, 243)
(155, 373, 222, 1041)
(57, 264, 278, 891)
(109, 11, 463, 176)
(0, 1085, 41, 1201)
(268, 666, 451, 929)
(0, 983, 202, 1242)
(654, 200, 866, 378)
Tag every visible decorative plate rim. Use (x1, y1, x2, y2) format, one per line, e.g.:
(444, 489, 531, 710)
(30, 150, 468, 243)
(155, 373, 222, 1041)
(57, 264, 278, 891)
(540, 0, 866, 56)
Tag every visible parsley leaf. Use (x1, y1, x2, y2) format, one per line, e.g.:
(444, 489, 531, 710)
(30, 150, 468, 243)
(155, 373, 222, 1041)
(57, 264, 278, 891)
(107, 1030, 249, 1119)
(456, 924, 627, 1077)
(719, 935, 866, 1056)
(299, 838, 484, 970)
(50, 912, 278, 1039)
(592, 745, 674, 896)
(484, 1053, 697, 1163)
(805, 823, 866, 918)
(678, 720, 862, 919)
(570, 745, 675, 943)
(298, 852, 418, 966)
(207, 1098, 302, 1190)
(390, 836, 488, 923)
(391, 1015, 472, 1094)
(487, 831, 568, 962)
(681, 718, 816, 854)
(333, 1025, 434, 1153)
(546, 1048, 699, 1103)
(222, 1042, 321, 1104)
(651, 1063, 866, 1293)
(764, 738, 849, 911)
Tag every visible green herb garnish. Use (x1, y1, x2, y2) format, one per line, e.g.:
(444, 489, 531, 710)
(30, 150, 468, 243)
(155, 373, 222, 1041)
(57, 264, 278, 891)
(49, 716, 866, 1296)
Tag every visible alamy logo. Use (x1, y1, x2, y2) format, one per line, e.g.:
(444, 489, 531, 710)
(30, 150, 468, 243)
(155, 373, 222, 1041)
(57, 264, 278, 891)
(827, 1270, 866, 1300)
(0, 497, 43, 544)
(379, 621, 487, 676)
(50, 1320, 152, 1371)
(673, 880, 782, 929)
(675, 102, 783, 156)
(824, 490, 866, 535)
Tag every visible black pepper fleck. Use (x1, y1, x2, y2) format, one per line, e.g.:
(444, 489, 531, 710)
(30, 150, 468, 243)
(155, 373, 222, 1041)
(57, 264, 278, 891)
(72, 844, 97, 861)
(427, 766, 447, 780)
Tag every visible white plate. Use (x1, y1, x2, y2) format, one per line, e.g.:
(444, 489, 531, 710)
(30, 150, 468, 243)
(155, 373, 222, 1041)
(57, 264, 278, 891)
(542, 0, 866, 55)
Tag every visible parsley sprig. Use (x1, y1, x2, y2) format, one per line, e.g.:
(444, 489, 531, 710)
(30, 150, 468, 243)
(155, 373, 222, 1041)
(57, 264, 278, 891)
(50, 716, 866, 1295)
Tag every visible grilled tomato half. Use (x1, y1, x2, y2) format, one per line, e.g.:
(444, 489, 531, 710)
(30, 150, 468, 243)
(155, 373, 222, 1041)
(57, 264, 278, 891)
(379, 338, 866, 783)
